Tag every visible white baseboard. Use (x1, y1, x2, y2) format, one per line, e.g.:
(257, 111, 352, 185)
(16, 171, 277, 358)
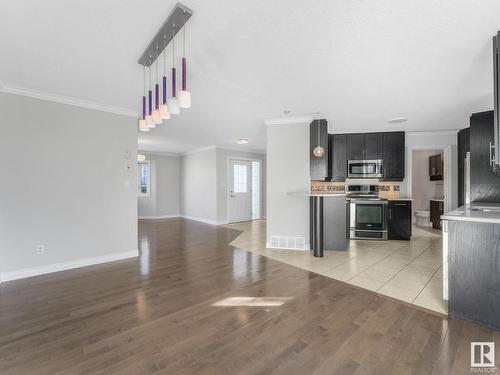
(137, 214, 225, 225)
(181, 215, 230, 225)
(138, 214, 180, 220)
(0, 250, 139, 282)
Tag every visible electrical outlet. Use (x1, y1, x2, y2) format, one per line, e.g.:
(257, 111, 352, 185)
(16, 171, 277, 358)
(36, 245, 45, 255)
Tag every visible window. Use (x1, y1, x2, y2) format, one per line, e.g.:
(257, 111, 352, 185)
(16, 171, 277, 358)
(138, 161, 150, 197)
(233, 164, 247, 193)
(251, 161, 261, 219)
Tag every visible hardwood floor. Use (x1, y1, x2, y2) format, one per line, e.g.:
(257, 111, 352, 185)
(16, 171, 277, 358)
(0, 218, 498, 374)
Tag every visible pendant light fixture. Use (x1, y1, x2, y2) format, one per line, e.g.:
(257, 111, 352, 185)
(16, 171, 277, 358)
(146, 65, 156, 128)
(139, 65, 149, 132)
(151, 58, 162, 124)
(178, 12, 191, 108)
(137, 3, 193, 132)
(159, 37, 171, 120)
(167, 25, 180, 115)
(312, 119, 325, 158)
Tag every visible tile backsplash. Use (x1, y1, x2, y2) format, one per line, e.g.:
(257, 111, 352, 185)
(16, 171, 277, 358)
(310, 180, 401, 198)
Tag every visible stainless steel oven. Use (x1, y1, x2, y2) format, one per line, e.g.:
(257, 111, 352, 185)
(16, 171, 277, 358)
(347, 159, 383, 179)
(349, 198, 388, 240)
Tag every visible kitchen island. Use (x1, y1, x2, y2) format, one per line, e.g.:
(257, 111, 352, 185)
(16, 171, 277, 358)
(442, 202, 500, 329)
(288, 192, 348, 257)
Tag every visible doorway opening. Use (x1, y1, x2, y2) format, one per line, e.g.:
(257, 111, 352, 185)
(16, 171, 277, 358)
(228, 158, 262, 223)
(411, 149, 445, 229)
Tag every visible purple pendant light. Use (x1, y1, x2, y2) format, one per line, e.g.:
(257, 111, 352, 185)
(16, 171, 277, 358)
(151, 58, 162, 124)
(146, 64, 155, 128)
(167, 25, 180, 115)
(139, 65, 149, 132)
(178, 12, 191, 108)
(159, 36, 170, 119)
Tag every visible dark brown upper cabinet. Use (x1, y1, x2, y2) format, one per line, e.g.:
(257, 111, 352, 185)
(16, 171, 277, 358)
(346, 134, 365, 160)
(382, 131, 405, 181)
(346, 133, 383, 161)
(310, 119, 330, 180)
(364, 133, 384, 160)
(429, 153, 443, 181)
(331, 134, 347, 181)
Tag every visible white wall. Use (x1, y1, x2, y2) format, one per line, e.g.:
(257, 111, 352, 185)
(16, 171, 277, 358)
(411, 149, 444, 212)
(138, 153, 181, 218)
(266, 122, 310, 247)
(215, 148, 266, 224)
(180, 148, 218, 224)
(0, 93, 138, 281)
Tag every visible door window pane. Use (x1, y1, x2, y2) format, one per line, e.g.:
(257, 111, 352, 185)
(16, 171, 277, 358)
(233, 164, 247, 193)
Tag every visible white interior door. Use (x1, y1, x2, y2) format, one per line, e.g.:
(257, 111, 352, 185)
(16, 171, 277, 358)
(229, 159, 252, 223)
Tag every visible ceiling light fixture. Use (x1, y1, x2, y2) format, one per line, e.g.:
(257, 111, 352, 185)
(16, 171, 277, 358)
(178, 12, 191, 108)
(152, 58, 163, 124)
(312, 119, 325, 158)
(139, 65, 149, 132)
(146, 65, 155, 128)
(388, 117, 408, 124)
(167, 25, 181, 115)
(159, 36, 170, 120)
(137, 3, 192, 132)
(236, 138, 249, 144)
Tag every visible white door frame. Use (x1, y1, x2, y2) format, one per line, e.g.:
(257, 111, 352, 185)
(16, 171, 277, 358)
(226, 156, 263, 223)
(405, 145, 454, 213)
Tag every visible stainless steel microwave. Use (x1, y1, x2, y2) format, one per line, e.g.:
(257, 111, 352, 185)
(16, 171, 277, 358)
(347, 159, 383, 178)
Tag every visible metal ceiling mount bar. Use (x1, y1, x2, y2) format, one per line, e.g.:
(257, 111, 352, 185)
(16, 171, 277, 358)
(138, 3, 193, 67)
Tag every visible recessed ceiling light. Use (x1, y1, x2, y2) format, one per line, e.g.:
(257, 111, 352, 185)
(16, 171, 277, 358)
(388, 117, 408, 124)
(236, 138, 249, 144)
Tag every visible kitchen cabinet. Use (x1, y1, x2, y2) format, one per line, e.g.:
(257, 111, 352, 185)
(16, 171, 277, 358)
(430, 199, 444, 230)
(364, 133, 384, 159)
(346, 134, 365, 160)
(457, 128, 470, 207)
(429, 153, 443, 181)
(346, 133, 383, 161)
(470, 111, 500, 202)
(382, 131, 405, 181)
(310, 119, 329, 180)
(388, 200, 412, 240)
(331, 134, 347, 181)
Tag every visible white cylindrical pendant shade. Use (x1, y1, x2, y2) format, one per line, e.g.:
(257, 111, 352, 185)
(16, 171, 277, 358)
(167, 97, 180, 115)
(139, 119, 149, 132)
(146, 115, 156, 128)
(178, 90, 191, 108)
(152, 110, 162, 124)
(159, 104, 170, 119)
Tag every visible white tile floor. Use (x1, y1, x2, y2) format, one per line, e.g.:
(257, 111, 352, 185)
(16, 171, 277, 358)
(226, 220, 448, 315)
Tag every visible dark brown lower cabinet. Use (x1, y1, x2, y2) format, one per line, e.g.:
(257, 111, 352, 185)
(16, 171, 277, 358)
(388, 200, 412, 240)
(430, 200, 444, 230)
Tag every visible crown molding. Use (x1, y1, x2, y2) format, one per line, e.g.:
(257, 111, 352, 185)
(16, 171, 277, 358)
(138, 150, 181, 157)
(216, 145, 266, 155)
(264, 116, 314, 126)
(0, 84, 139, 118)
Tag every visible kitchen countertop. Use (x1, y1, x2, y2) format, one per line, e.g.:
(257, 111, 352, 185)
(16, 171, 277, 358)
(442, 202, 500, 224)
(287, 192, 347, 197)
(387, 198, 413, 201)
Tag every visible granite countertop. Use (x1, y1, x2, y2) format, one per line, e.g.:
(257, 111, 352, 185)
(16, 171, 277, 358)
(287, 192, 347, 197)
(387, 198, 413, 201)
(442, 202, 500, 224)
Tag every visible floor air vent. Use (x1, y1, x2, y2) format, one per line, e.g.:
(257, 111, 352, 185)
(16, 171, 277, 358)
(269, 236, 307, 250)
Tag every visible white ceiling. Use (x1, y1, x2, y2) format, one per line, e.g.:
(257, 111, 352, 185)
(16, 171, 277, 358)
(1, 0, 499, 153)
